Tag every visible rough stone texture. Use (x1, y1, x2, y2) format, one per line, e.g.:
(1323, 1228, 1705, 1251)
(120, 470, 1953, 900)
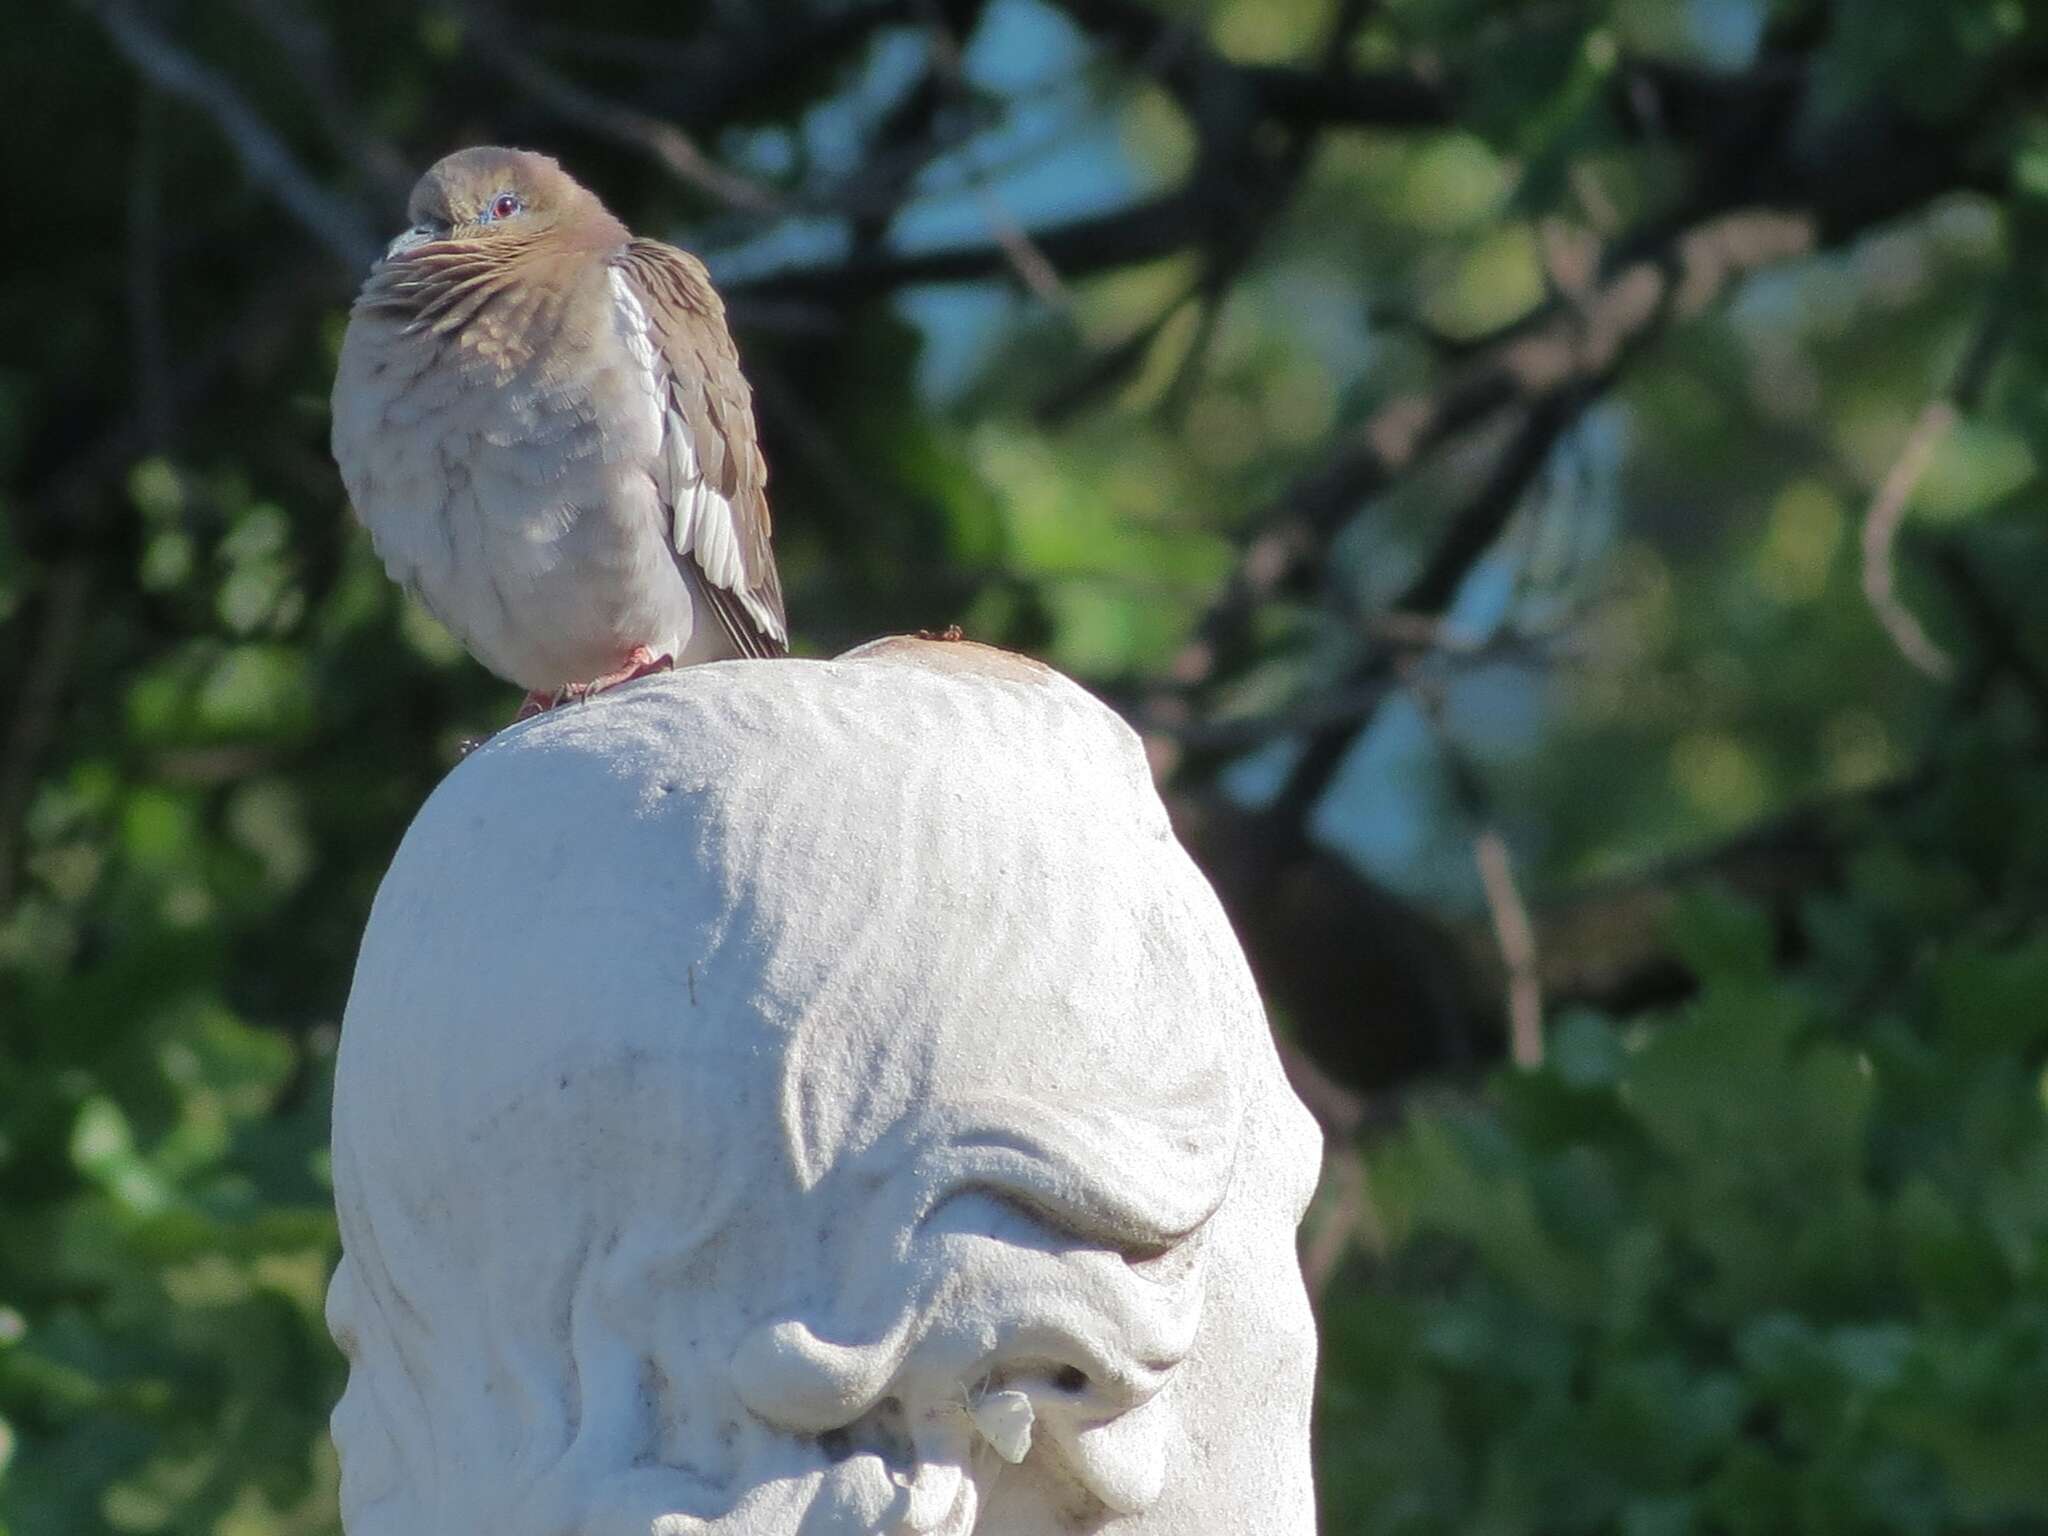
(328, 641, 1323, 1535)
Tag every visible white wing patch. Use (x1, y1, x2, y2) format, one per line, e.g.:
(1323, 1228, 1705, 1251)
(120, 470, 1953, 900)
(606, 267, 665, 449)
(608, 266, 783, 648)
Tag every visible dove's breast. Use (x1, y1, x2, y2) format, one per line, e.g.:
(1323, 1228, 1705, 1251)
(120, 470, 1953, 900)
(332, 269, 716, 693)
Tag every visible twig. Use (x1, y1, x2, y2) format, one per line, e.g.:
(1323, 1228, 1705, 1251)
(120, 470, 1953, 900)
(914, 0, 1071, 309)
(1405, 658, 1546, 1068)
(86, 0, 380, 270)
(1856, 306, 2006, 681)
(1473, 830, 1543, 1068)
(1859, 399, 1958, 679)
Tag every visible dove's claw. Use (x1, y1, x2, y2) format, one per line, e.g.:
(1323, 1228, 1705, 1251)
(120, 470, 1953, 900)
(509, 647, 676, 723)
(562, 646, 674, 703)
(580, 645, 675, 697)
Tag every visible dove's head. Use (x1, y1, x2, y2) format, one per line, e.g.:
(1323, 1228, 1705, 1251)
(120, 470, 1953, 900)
(384, 145, 616, 259)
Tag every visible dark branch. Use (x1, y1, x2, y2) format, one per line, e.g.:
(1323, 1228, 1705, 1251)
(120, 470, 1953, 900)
(1240, 62, 1453, 129)
(728, 189, 1212, 301)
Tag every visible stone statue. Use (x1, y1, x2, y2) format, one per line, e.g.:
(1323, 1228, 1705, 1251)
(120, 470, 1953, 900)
(326, 640, 1323, 1535)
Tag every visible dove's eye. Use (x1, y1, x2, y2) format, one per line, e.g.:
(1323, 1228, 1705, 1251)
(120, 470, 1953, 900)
(488, 192, 523, 221)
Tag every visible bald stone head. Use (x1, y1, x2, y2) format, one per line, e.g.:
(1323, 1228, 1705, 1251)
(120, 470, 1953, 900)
(326, 647, 1322, 1535)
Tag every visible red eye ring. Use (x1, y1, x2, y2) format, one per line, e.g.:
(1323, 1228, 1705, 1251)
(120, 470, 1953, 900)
(490, 193, 522, 221)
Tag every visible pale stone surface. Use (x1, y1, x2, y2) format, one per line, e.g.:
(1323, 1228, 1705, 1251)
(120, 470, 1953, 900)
(327, 641, 1323, 1535)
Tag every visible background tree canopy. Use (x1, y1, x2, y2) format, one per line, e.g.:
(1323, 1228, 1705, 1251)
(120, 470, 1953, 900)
(5, 0, 2048, 1530)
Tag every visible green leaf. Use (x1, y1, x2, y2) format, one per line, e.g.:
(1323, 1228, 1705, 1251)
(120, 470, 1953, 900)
(1394, 1113, 1606, 1317)
(1664, 886, 1776, 985)
(1910, 416, 2036, 523)
(1934, 937, 2048, 1054)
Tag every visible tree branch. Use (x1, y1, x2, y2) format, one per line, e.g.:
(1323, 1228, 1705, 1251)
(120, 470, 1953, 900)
(1146, 206, 1817, 784)
(1407, 660, 1546, 1069)
(1239, 62, 1452, 129)
(85, 0, 380, 270)
(458, 6, 789, 215)
(233, 0, 413, 208)
(914, 0, 1072, 309)
(729, 188, 1212, 301)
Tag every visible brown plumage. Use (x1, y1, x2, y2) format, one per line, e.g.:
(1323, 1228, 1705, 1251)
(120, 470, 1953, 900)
(332, 146, 787, 713)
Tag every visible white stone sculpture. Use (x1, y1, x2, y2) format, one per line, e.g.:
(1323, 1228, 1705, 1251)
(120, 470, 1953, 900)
(326, 639, 1323, 1535)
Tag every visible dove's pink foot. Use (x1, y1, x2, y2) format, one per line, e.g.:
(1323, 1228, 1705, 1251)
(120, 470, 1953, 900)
(512, 646, 675, 722)
(583, 645, 676, 696)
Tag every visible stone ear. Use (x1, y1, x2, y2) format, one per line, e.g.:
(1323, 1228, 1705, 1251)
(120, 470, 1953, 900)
(731, 1316, 919, 1436)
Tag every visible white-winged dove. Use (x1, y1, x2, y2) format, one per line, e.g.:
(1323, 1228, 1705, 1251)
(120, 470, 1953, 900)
(331, 146, 787, 716)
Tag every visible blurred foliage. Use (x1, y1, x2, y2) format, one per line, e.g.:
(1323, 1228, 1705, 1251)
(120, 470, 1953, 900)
(1322, 733, 2048, 1533)
(4, 0, 2048, 1530)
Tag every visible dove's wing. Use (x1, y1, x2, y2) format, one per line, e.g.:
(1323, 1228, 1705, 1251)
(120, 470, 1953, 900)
(611, 240, 788, 659)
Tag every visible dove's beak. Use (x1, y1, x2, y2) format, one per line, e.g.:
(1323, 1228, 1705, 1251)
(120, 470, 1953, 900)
(384, 225, 438, 261)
